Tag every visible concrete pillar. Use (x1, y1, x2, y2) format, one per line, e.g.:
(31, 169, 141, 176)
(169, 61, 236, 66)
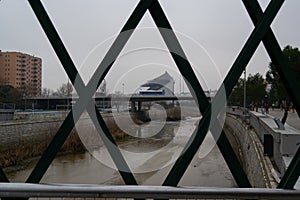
(138, 101, 142, 111)
(131, 101, 136, 112)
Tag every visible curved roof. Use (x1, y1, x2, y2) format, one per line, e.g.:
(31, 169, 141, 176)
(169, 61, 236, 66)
(141, 71, 174, 90)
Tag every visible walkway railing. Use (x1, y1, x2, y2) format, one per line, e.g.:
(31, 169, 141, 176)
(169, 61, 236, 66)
(1, 183, 300, 199)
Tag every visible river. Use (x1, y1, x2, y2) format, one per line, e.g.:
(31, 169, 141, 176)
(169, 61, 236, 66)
(7, 117, 236, 187)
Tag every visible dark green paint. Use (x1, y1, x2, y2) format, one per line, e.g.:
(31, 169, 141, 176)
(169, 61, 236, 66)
(26, 0, 157, 185)
(148, 0, 250, 187)
(242, 0, 300, 189)
(0, 167, 8, 183)
(0, 1, 295, 197)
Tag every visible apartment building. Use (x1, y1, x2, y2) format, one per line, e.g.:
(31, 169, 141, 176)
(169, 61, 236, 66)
(0, 51, 42, 97)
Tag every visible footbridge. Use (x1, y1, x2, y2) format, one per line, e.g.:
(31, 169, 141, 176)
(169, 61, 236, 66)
(1, 0, 300, 199)
(22, 95, 199, 111)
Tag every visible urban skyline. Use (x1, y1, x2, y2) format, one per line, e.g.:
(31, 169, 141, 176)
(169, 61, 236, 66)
(1, 1, 300, 94)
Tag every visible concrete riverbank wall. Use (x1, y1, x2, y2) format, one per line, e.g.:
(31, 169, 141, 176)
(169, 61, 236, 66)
(0, 118, 84, 168)
(0, 112, 131, 168)
(0, 108, 183, 168)
(1, 107, 284, 188)
(0, 119, 63, 148)
(224, 114, 279, 188)
(248, 111, 300, 176)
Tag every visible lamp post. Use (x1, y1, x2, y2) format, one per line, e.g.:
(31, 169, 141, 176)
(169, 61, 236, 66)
(122, 83, 125, 95)
(179, 76, 181, 95)
(67, 79, 70, 110)
(243, 69, 247, 116)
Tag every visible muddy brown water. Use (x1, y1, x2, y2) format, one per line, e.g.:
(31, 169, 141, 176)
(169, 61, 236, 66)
(7, 117, 236, 187)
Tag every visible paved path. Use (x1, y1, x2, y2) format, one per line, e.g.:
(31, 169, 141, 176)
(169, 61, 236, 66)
(267, 109, 300, 130)
(227, 107, 299, 130)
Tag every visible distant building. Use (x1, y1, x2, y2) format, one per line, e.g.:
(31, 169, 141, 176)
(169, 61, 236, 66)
(0, 51, 42, 96)
(139, 71, 175, 96)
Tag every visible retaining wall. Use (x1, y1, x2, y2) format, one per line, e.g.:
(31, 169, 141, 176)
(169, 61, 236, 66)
(0, 109, 15, 121)
(0, 112, 130, 148)
(0, 119, 64, 148)
(224, 114, 279, 188)
(249, 111, 300, 175)
(0, 112, 129, 168)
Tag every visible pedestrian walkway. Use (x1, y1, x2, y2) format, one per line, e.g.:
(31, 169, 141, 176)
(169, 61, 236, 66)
(268, 109, 300, 130)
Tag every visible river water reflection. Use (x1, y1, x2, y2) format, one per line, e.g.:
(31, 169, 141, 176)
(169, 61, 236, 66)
(8, 117, 236, 187)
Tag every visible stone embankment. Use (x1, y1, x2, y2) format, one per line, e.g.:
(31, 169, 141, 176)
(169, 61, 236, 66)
(0, 113, 132, 168)
(224, 113, 279, 188)
(0, 119, 83, 168)
(0, 107, 189, 169)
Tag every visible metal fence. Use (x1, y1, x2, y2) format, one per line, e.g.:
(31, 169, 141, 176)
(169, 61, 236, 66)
(1, 183, 300, 200)
(1, 0, 300, 199)
(0, 103, 15, 121)
(0, 103, 15, 110)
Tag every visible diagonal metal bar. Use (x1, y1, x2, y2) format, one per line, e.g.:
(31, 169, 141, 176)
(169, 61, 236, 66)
(67, 0, 153, 185)
(26, 113, 77, 184)
(242, 0, 300, 115)
(215, 130, 251, 186)
(85, 101, 138, 184)
(221, 0, 284, 100)
(148, 0, 250, 187)
(0, 167, 9, 183)
(0, 168, 10, 200)
(279, 146, 300, 189)
(242, 0, 300, 189)
(148, 0, 209, 110)
(160, 0, 284, 186)
(26, 0, 89, 183)
(26, 0, 154, 185)
(16, 0, 284, 191)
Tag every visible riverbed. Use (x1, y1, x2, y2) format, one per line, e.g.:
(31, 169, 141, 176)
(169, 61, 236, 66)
(7, 117, 236, 187)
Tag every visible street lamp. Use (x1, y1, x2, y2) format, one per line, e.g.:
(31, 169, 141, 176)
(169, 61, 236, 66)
(67, 78, 71, 110)
(243, 69, 246, 116)
(122, 83, 125, 95)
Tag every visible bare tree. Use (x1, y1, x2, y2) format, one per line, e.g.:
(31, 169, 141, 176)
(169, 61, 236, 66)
(96, 79, 107, 96)
(112, 91, 122, 112)
(42, 88, 53, 97)
(56, 82, 73, 97)
(20, 83, 35, 97)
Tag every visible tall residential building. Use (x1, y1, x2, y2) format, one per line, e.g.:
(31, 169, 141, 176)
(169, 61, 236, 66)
(0, 51, 42, 97)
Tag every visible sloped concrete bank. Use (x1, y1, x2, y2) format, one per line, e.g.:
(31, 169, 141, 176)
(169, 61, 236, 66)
(0, 107, 191, 171)
(0, 119, 83, 169)
(224, 114, 279, 188)
(0, 113, 132, 169)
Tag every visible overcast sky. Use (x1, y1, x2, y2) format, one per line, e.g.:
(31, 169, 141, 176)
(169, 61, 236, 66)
(1, 0, 300, 94)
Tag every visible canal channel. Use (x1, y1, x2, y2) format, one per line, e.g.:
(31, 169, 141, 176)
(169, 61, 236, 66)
(7, 117, 236, 187)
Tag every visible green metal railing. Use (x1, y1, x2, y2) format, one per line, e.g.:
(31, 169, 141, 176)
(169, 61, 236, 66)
(1, 0, 300, 199)
(1, 183, 300, 199)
